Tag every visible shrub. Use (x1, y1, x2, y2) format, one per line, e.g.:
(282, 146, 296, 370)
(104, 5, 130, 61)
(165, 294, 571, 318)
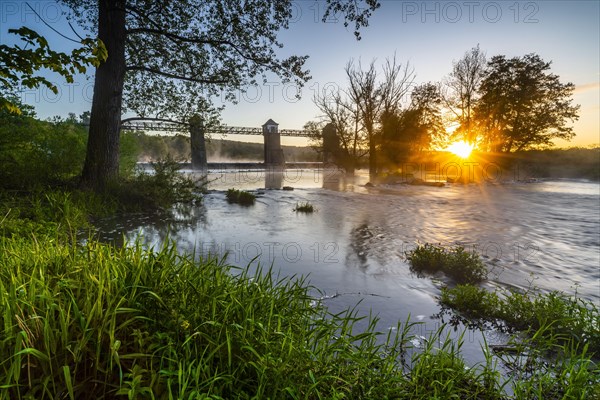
(115, 157, 205, 210)
(406, 244, 487, 283)
(226, 188, 256, 206)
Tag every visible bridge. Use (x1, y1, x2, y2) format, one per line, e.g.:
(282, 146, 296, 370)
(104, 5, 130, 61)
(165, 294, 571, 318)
(120, 120, 312, 137)
(117, 118, 325, 170)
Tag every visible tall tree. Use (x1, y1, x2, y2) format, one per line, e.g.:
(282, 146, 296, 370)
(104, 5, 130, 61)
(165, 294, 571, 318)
(380, 83, 444, 166)
(345, 56, 414, 176)
(441, 45, 486, 144)
(310, 86, 368, 173)
(57, 0, 380, 189)
(475, 53, 579, 153)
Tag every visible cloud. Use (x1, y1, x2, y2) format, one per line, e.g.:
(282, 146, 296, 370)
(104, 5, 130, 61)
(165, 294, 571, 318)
(574, 82, 600, 94)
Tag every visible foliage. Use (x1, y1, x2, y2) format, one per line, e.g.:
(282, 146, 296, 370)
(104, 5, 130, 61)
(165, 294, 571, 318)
(226, 188, 256, 206)
(293, 201, 315, 213)
(0, 27, 106, 114)
(406, 243, 488, 283)
(476, 53, 580, 152)
(380, 82, 445, 167)
(0, 237, 403, 399)
(440, 284, 600, 399)
(441, 45, 487, 144)
(0, 189, 115, 239)
(440, 284, 600, 355)
(1, 236, 597, 399)
(116, 157, 204, 210)
(0, 111, 88, 188)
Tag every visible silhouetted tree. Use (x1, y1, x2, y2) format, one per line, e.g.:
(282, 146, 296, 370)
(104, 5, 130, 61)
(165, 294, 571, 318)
(441, 45, 486, 144)
(344, 56, 414, 175)
(56, 0, 380, 189)
(380, 83, 443, 166)
(475, 53, 579, 152)
(310, 86, 368, 173)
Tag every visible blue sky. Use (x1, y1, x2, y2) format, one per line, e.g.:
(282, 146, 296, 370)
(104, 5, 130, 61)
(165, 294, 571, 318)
(1, 1, 598, 147)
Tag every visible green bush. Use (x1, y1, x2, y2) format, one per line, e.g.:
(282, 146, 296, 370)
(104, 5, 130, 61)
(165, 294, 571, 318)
(226, 188, 256, 206)
(116, 157, 204, 210)
(406, 244, 488, 283)
(0, 113, 87, 188)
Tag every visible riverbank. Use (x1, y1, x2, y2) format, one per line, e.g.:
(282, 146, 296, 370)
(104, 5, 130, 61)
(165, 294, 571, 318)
(1, 185, 599, 398)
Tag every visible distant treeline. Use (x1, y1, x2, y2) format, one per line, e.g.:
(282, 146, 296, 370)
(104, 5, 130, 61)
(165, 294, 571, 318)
(510, 147, 600, 181)
(128, 132, 320, 163)
(395, 147, 600, 182)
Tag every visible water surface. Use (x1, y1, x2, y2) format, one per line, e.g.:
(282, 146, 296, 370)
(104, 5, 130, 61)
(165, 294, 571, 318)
(95, 169, 600, 363)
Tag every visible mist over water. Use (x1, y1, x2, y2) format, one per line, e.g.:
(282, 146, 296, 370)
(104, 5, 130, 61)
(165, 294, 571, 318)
(94, 168, 600, 363)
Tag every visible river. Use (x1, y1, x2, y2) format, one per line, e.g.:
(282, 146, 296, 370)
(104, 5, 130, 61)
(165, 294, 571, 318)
(93, 167, 600, 364)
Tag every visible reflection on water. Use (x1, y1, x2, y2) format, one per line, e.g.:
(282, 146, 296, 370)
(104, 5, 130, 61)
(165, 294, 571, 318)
(93, 169, 600, 364)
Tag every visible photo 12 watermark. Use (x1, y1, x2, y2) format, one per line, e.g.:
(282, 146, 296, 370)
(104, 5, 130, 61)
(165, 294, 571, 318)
(400, 1, 540, 24)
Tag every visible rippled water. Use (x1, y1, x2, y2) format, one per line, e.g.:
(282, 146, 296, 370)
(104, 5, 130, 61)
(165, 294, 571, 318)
(94, 168, 600, 364)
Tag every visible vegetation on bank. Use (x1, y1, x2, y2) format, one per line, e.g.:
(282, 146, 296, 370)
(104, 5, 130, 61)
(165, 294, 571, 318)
(406, 243, 488, 283)
(0, 232, 598, 399)
(441, 284, 600, 355)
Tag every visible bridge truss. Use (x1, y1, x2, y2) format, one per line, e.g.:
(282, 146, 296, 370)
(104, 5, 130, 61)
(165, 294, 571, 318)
(118, 121, 311, 137)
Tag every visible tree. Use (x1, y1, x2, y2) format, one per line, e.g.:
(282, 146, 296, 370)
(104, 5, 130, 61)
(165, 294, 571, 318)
(56, 0, 380, 189)
(441, 45, 486, 144)
(344, 56, 414, 175)
(475, 53, 579, 153)
(380, 83, 444, 166)
(310, 86, 368, 173)
(0, 27, 105, 114)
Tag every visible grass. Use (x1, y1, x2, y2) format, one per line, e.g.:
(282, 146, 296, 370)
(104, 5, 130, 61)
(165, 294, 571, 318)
(406, 243, 488, 283)
(440, 284, 600, 355)
(293, 201, 315, 213)
(226, 188, 256, 206)
(1, 233, 598, 399)
(439, 284, 600, 399)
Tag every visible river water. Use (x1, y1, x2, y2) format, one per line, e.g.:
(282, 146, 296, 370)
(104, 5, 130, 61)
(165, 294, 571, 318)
(94, 168, 600, 364)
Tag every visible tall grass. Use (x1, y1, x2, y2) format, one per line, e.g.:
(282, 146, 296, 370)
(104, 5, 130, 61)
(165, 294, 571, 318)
(0, 236, 406, 399)
(1, 235, 598, 398)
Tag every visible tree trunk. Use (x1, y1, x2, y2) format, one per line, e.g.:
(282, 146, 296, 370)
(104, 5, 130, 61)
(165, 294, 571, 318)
(80, 0, 126, 190)
(368, 135, 377, 177)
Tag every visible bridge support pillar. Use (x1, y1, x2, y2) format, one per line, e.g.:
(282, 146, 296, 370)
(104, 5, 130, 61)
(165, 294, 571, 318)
(190, 115, 207, 170)
(263, 119, 285, 167)
(322, 123, 339, 164)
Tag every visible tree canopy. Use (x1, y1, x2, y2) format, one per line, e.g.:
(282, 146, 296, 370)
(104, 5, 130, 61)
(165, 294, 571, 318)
(475, 53, 579, 152)
(0, 27, 106, 114)
(49, 0, 381, 188)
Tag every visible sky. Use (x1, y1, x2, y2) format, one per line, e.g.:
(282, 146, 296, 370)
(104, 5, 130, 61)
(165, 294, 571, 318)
(1, 0, 599, 147)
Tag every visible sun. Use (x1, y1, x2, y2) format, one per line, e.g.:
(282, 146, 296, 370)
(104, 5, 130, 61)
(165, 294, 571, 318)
(446, 140, 474, 158)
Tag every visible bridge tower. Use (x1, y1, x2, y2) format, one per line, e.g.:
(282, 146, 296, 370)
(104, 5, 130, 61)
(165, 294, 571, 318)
(189, 115, 207, 170)
(263, 119, 285, 167)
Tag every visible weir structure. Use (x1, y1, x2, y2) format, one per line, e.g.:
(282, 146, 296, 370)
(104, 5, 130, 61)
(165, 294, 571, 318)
(119, 118, 318, 170)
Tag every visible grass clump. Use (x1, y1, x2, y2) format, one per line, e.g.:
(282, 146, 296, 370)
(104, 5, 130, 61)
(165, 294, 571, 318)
(440, 284, 600, 355)
(406, 243, 488, 283)
(226, 188, 256, 206)
(293, 201, 315, 213)
(440, 285, 600, 398)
